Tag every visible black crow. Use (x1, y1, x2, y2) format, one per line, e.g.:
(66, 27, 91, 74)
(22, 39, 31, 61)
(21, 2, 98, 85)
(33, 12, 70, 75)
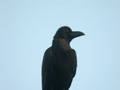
(42, 26, 85, 90)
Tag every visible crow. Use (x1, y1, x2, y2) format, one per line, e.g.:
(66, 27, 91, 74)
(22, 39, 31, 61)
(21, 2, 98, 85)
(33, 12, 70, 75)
(42, 26, 85, 90)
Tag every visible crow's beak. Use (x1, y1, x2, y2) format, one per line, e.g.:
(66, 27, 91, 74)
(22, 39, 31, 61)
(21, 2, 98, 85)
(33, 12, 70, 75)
(70, 31, 85, 39)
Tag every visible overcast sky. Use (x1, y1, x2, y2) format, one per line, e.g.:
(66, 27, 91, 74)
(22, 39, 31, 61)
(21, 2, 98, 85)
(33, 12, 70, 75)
(0, 0, 120, 90)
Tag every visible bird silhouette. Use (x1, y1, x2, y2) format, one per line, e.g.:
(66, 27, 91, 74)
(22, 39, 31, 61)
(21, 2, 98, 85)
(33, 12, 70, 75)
(42, 26, 85, 90)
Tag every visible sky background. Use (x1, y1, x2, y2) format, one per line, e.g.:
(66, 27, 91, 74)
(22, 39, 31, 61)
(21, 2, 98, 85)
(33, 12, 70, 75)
(0, 0, 120, 90)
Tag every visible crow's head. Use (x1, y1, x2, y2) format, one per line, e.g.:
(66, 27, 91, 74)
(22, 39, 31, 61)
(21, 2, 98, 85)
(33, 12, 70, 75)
(54, 26, 85, 43)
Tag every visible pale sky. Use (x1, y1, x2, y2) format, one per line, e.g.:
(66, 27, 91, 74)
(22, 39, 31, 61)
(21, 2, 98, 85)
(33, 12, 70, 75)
(0, 0, 120, 90)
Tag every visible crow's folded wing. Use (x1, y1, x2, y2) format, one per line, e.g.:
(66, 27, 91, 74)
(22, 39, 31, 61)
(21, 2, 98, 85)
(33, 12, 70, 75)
(42, 47, 53, 90)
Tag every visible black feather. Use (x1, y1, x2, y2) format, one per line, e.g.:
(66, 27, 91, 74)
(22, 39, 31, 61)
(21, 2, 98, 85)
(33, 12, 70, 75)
(42, 26, 84, 90)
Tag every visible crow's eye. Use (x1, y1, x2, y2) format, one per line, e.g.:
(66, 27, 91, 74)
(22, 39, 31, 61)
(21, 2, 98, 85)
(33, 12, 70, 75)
(66, 30, 70, 33)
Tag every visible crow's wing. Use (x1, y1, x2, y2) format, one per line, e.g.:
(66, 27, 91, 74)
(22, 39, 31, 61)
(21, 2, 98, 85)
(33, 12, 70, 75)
(42, 47, 53, 90)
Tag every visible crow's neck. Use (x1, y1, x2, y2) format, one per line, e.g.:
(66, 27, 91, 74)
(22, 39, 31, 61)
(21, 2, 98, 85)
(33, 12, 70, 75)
(52, 39, 71, 52)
